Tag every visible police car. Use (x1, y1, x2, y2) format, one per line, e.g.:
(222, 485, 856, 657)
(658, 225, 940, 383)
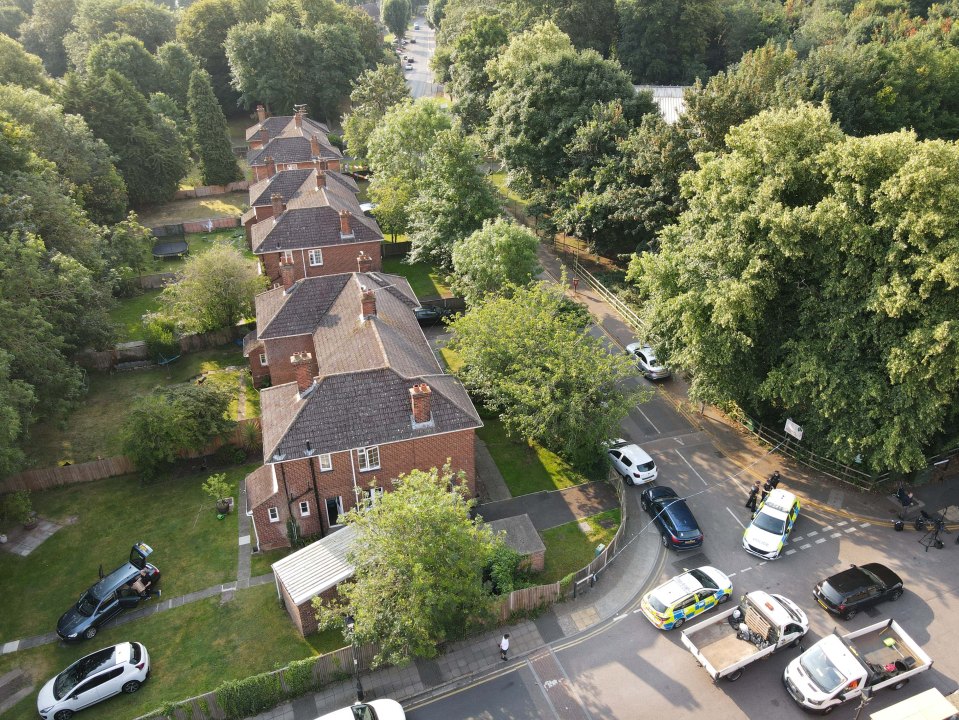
(742, 489, 800, 560)
(640, 566, 733, 630)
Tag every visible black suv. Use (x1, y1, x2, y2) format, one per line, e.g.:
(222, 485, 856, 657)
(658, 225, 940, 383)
(57, 543, 161, 641)
(813, 562, 904, 620)
(640, 486, 704, 551)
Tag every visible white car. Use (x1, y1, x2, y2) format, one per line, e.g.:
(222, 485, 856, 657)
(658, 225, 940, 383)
(606, 438, 657, 485)
(625, 342, 670, 380)
(742, 489, 801, 560)
(315, 700, 406, 720)
(37, 642, 149, 720)
(413, 23, 420, 29)
(405, 61, 413, 71)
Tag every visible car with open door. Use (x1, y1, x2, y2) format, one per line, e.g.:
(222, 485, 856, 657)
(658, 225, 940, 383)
(57, 543, 160, 641)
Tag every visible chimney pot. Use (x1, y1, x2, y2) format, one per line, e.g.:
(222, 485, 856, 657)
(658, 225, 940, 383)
(315, 168, 326, 190)
(339, 210, 353, 238)
(357, 251, 373, 273)
(265, 155, 276, 178)
(271, 192, 283, 218)
(361, 288, 376, 319)
(256, 104, 266, 123)
(290, 352, 314, 394)
(279, 259, 295, 290)
(410, 384, 432, 424)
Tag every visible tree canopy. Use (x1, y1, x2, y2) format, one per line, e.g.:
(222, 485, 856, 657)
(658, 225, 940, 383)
(343, 62, 409, 162)
(187, 67, 241, 186)
(451, 218, 541, 305)
(313, 465, 499, 666)
(0, 34, 52, 90)
(381, 0, 410, 38)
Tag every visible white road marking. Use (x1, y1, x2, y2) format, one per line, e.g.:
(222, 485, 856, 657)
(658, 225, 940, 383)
(676, 449, 709, 486)
(613, 614, 628, 621)
(726, 507, 747, 529)
(728, 572, 737, 577)
(785, 549, 797, 556)
(837, 521, 848, 527)
(758, 561, 768, 566)
(637, 406, 661, 434)
(831, 532, 842, 538)
(845, 527, 857, 533)
(793, 536, 804, 542)
(860, 523, 871, 529)
(800, 544, 812, 550)
(822, 525, 833, 531)
(807, 530, 819, 537)
(815, 538, 827, 544)
(740, 566, 752, 573)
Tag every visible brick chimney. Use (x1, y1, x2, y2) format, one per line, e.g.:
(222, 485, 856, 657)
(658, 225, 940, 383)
(290, 352, 313, 395)
(339, 210, 354, 239)
(361, 288, 376, 319)
(310, 134, 321, 158)
(410, 384, 432, 424)
(265, 156, 276, 178)
(259, 128, 269, 145)
(319, 159, 329, 171)
(271, 192, 283, 218)
(357, 251, 373, 273)
(315, 168, 326, 190)
(294, 110, 303, 129)
(279, 259, 295, 290)
(256, 104, 266, 123)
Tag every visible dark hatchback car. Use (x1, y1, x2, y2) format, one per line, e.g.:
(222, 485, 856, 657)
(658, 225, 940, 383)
(640, 486, 704, 551)
(414, 305, 455, 327)
(57, 543, 160, 641)
(813, 562, 904, 620)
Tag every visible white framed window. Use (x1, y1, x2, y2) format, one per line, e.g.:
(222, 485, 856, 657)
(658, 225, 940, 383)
(357, 446, 380, 472)
(364, 487, 384, 508)
(268, 506, 279, 523)
(308, 249, 323, 266)
(318, 453, 332, 471)
(299, 501, 310, 517)
(281, 250, 294, 263)
(326, 496, 344, 526)
(259, 353, 268, 366)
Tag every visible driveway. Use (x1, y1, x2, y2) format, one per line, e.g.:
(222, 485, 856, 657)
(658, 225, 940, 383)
(476, 481, 619, 531)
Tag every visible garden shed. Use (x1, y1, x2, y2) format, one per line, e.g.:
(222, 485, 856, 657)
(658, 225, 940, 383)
(271, 526, 356, 635)
(487, 514, 546, 572)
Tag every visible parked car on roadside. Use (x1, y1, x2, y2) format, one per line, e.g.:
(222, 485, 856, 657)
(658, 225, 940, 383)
(315, 699, 406, 720)
(414, 305, 455, 326)
(641, 486, 704, 550)
(625, 342, 670, 380)
(405, 61, 413, 71)
(37, 641, 150, 720)
(742, 489, 800, 560)
(57, 543, 160, 641)
(813, 563, 905, 620)
(606, 439, 657, 485)
(640, 566, 732, 630)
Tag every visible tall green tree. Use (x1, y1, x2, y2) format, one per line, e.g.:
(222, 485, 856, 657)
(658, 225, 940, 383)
(155, 40, 198, 105)
(0, 349, 34, 480)
(313, 466, 498, 667)
(177, 0, 238, 105)
(381, 0, 410, 38)
(159, 244, 267, 333)
(509, 0, 619, 56)
(0, 33, 52, 89)
(0, 5, 27, 37)
(86, 33, 161, 95)
(61, 69, 190, 207)
(451, 218, 542, 305)
(448, 281, 641, 467)
(102, 211, 152, 296)
(342, 62, 409, 162)
(19, 0, 76, 75)
(407, 128, 501, 269)
(187, 68, 241, 185)
(446, 14, 507, 131)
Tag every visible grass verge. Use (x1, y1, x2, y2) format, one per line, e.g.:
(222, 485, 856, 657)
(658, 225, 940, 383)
(382, 258, 451, 299)
(27, 346, 248, 466)
(538, 508, 621, 583)
(250, 547, 293, 578)
(0, 463, 257, 642)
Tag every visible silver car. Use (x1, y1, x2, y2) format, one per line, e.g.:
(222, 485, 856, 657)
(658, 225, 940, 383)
(625, 342, 670, 380)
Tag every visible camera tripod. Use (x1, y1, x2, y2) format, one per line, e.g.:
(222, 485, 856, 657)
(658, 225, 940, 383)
(914, 510, 949, 551)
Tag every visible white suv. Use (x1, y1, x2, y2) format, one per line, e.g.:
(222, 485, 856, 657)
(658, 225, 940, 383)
(606, 439, 658, 485)
(37, 642, 150, 720)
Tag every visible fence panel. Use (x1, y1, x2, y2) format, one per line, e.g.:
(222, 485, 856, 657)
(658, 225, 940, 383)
(1, 456, 135, 492)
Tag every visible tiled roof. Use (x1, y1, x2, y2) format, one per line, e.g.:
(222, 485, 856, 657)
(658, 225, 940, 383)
(272, 525, 355, 605)
(246, 115, 330, 142)
(256, 275, 352, 339)
(247, 134, 341, 166)
(248, 169, 313, 207)
(250, 204, 383, 254)
(262, 368, 482, 463)
(242, 330, 262, 357)
(245, 464, 276, 509)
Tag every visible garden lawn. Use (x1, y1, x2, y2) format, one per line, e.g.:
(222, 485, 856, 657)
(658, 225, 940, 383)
(109, 289, 162, 341)
(489, 171, 528, 207)
(145, 228, 255, 274)
(477, 414, 599, 495)
(382, 257, 451, 299)
(0, 463, 257, 642)
(0, 583, 342, 720)
(250, 546, 293, 578)
(27, 346, 249, 466)
(538, 509, 621, 583)
(136, 192, 247, 227)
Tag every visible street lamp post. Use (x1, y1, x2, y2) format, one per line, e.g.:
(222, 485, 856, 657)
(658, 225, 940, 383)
(345, 615, 365, 703)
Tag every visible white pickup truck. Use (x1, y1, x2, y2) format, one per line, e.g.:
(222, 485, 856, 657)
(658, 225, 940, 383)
(783, 619, 933, 714)
(680, 591, 809, 682)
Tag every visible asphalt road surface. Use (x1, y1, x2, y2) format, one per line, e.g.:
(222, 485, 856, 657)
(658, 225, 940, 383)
(402, 18, 438, 99)
(408, 352, 959, 718)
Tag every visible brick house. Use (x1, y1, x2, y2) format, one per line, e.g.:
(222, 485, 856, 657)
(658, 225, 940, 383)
(245, 271, 482, 550)
(240, 164, 360, 243)
(246, 108, 342, 181)
(250, 174, 383, 286)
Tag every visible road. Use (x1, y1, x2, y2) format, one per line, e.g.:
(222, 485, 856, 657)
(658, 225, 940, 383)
(402, 17, 439, 99)
(408, 364, 959, 718)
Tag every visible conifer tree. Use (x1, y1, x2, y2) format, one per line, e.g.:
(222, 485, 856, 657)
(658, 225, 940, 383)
(187, 68, 241, 186)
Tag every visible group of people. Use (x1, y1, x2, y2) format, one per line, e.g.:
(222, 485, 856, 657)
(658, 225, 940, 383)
(745, 471, 781, 513)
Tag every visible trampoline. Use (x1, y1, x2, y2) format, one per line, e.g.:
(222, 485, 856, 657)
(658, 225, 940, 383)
(152, 239, 189, 259)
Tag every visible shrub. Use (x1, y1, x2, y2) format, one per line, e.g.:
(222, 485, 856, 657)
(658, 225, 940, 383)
(212, 443, 246, 466)
(143, 312, 179, 359)
(487, 543, 522, 595)
(215, 672, 284, 720)
(202, 472, 232, 502)
(2, 490, 32, 524)
(281, 656, 318, 697)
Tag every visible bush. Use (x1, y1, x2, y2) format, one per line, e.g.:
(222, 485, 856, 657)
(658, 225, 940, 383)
(281, 656, 318, 697)
(143, 312, 179, 359)
(202, 472, 232, 502)
(215, 672, 284, 720)
(2, 490, 32, 524)
(487, 543, 522, 595)
(212, 443, 246, 466)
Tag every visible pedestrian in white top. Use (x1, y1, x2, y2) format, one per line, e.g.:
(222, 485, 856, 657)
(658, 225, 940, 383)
(499, 633, 510, 661)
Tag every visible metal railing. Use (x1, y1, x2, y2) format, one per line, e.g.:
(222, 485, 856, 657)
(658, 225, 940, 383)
(572, 257, 649, 337)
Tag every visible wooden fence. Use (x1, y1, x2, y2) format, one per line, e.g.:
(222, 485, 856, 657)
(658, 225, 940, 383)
(150, 217, 241, 237)
(493, 582, 563, 622)
(173, 182, 249, 200)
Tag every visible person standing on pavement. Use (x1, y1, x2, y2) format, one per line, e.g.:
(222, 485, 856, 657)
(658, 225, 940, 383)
(745, 481, 761, 512)
(761, 478, 773, 503)
(499, 633, 510, 661)
(768, 471, 781, 490)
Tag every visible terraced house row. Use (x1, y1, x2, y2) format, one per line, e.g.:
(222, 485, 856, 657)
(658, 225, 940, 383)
(241, 108, 481, 553)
